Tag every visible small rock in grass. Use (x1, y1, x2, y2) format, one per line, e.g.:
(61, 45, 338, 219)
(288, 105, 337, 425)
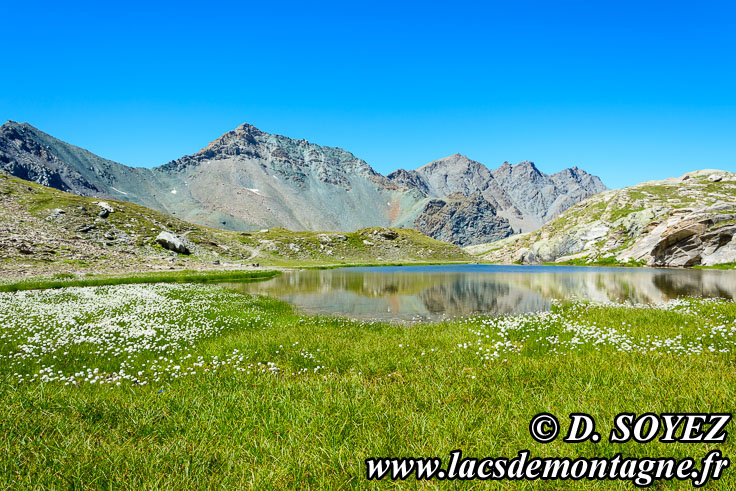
(96, 202, 114, 213)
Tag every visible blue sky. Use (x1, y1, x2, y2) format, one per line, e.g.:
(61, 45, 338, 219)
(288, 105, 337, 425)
(2, 0, 734, 188)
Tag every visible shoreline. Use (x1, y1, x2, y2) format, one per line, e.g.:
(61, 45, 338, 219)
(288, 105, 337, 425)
(4, 259, 736, 293)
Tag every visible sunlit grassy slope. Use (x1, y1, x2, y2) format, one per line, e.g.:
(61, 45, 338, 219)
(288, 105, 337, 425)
(0, 283, 734, 488)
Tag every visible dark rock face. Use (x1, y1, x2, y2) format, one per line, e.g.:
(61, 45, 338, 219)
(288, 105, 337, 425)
(0, 123, 103, 195)
(385, 168, 430, 195)
(413, 192, 514, 246)
(0, 122, 159, 208)
(0, 120, 606, 246)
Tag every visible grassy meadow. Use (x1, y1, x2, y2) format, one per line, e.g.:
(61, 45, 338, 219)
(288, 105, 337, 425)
(0, 269, 279, 292)
(0, 279, 734, 488)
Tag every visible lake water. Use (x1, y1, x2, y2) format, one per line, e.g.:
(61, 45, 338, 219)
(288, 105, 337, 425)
(222, 265, 736, 321)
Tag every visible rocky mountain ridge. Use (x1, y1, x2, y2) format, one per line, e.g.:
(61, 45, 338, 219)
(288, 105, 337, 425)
(468, 170, 736, 268)
(0, 121, 606, 245)
(388, 153, 607, 236)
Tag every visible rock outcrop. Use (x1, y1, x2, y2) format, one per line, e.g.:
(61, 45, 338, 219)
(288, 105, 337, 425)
(412, 192, 514, 246)
(469, 170, 736, 268)
(633, 207, 736, 267)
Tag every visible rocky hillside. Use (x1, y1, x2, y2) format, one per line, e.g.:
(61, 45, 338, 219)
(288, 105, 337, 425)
(0, 121, 605, 245)
(0, 172, 470, 279)
(468, 170, 736, 268)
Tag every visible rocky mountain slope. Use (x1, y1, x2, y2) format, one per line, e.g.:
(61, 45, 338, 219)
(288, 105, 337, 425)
(0, 121, 605, 245)
(411, 192, 513, 246)
(468, 170, 736, 268)
(0, 172, 470, 279)
(388, 154, 607, 237)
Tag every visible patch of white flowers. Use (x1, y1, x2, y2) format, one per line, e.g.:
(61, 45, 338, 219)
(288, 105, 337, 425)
(0, 284, 279, 386)
(458, 298, 736, 361)
(1, 284, 735, 387)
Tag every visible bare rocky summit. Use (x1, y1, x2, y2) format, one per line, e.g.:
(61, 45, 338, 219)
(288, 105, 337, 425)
(468, 170, 736, 268)
(0, 121, 605, 245)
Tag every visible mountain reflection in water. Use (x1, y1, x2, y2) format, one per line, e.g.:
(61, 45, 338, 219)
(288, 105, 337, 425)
(222, 265, 736, 321)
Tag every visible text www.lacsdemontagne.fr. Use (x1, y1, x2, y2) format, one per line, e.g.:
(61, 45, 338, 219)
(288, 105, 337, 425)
(365, 450, 728, 487)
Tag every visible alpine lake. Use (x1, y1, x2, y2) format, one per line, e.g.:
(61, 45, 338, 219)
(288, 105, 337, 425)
(221, 264, 736, 322)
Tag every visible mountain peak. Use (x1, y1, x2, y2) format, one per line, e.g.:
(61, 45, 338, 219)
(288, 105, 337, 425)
(418, 153, 484, 172)
(233, 122, 266, 136)
(452, 152, 475, 161)
(515, 160, 539, 170)
(194, 122, 269, 157)
(552, 166, 587, 179)
(492, 160, 541, 176)
(1, 122, 63, 146)
(2, 121, 32, 132)
(208, 122, 264, 145)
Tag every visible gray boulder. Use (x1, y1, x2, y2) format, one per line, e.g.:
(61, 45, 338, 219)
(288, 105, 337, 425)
(155, 231, 190, 255)
(96, 201, 113, 218)
(96, 201, 114, 213)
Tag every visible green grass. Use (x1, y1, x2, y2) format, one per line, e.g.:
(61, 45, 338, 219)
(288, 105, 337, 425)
(606, 206, 645, 223)
(544, 256, 647, 268)
(694, 262, 736, 270)
(0, 269, 280, 292)
(0, 283, 735, 488)
(626, 185, 696, 206)
(242, 227, 471, 267)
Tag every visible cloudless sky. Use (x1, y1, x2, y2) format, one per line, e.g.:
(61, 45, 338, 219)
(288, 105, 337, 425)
(1, 0, 734, 188)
